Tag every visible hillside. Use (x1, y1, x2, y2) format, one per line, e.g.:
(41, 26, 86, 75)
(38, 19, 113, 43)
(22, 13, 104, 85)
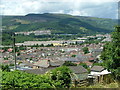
(2, 13, 117, 34)
(2, 13, 117, 45)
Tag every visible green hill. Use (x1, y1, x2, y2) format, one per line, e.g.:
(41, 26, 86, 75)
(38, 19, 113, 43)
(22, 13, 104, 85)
(2, 13, 117, 45)
(2, 13, 117, 34)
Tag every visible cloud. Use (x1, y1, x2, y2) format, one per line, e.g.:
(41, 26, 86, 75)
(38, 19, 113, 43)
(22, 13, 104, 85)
(50, 10, 65, 14)
(68, 10, 89, 16)
(0, 0, 118, 19)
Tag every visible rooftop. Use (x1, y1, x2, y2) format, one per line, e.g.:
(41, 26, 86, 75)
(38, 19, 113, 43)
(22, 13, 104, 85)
(91, 66, 105, 72)
(69, 66, 88, 74)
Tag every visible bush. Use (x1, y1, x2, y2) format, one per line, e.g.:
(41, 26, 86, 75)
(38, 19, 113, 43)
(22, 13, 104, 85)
(49, 66, 72, 88)
(63, 61, 77, 66)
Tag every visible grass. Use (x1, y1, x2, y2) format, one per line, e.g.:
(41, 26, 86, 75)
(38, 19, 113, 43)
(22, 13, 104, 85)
(8, 25, 18, 30)
(80, 83, 119, 88)
(15, 19, 30, 24)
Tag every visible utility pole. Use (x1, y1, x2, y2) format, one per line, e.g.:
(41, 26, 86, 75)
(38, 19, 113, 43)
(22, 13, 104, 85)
(13, 33, 17, 70)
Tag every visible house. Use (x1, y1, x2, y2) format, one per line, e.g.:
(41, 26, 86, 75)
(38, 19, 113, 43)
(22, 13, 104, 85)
(53, 43, 63, 46)
(33, 60, 62, 69)
(90, 65, 111, 76)
(89, 48, 103, 58)
(62, 57, 80, 62)
(69, 66, 88, 81)
(21, 67, 56, 75)
(8, 48, 13, 52)
(83, 61, 93, 68)
(89, 66, 111, 83)
(76, 54, 88, 62)
(62, 53, 90, 63)
(90, 66, 105, 75)
(0, 49, 4, 52)
(18, 61, 34, 68)
(22, 65, 88, 77)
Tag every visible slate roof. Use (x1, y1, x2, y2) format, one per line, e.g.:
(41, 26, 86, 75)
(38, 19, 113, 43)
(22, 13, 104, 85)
(90, 48, 103, 52)
(33, 60, 61, 68)
(19, 62, 33, 67)
(49, 61, 61, 67)
(63, 57, 79, 62)
(22, 67, 56, 74)
(91, 66, 105, 72)
(22, 65, 88, 75)
(69, 66, 88, 74)
(76, 54, 88, 62)
(33, 60, 49, 68)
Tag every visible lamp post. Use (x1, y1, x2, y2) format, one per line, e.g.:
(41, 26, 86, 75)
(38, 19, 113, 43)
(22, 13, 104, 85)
(12, 33, 17, 70)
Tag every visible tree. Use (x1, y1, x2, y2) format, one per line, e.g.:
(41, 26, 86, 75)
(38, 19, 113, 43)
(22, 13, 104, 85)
(71, 55, 76, 57)
(2, 70, 54, 89)
(2, 67, 72, 89)
(40, 44, 44, 47)
(82, 47, 89, 54)
(0, 65, 10, 72)
(49, 66, 72, 88)
(45, 44, 53, 47)
(63, 61, 77, 66)
(79, 63, 88, 69)
(100, 26, 120, 82)
(19, 45, 26, 50)
(17, 52, 21, 56)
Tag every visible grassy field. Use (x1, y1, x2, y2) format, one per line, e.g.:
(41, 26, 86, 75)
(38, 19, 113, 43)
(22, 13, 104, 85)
(88, 83, 118, 88)
(79, 82, 119, 88)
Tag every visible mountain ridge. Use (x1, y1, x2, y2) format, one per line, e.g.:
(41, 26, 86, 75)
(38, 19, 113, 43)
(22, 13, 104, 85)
(2, 13, 117, 34)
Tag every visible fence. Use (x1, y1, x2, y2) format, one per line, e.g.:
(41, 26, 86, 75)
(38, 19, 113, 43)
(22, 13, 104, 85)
(72, 74, 114, 87)
(72, 79, 89, 87)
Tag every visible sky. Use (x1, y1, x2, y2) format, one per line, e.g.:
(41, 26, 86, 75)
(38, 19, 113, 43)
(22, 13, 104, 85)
(0, 0, 119, 19)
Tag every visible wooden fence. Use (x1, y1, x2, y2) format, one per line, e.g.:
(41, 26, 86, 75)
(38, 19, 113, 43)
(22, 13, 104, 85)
(72, 74, 114, 87)
(72, 79, 89, 87)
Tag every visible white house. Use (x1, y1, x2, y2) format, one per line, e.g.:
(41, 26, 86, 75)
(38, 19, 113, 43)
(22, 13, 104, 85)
(88, 66, 111, 83)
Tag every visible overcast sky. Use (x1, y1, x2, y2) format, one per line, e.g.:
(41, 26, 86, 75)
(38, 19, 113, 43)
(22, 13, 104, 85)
(0, 0, 119, 19)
